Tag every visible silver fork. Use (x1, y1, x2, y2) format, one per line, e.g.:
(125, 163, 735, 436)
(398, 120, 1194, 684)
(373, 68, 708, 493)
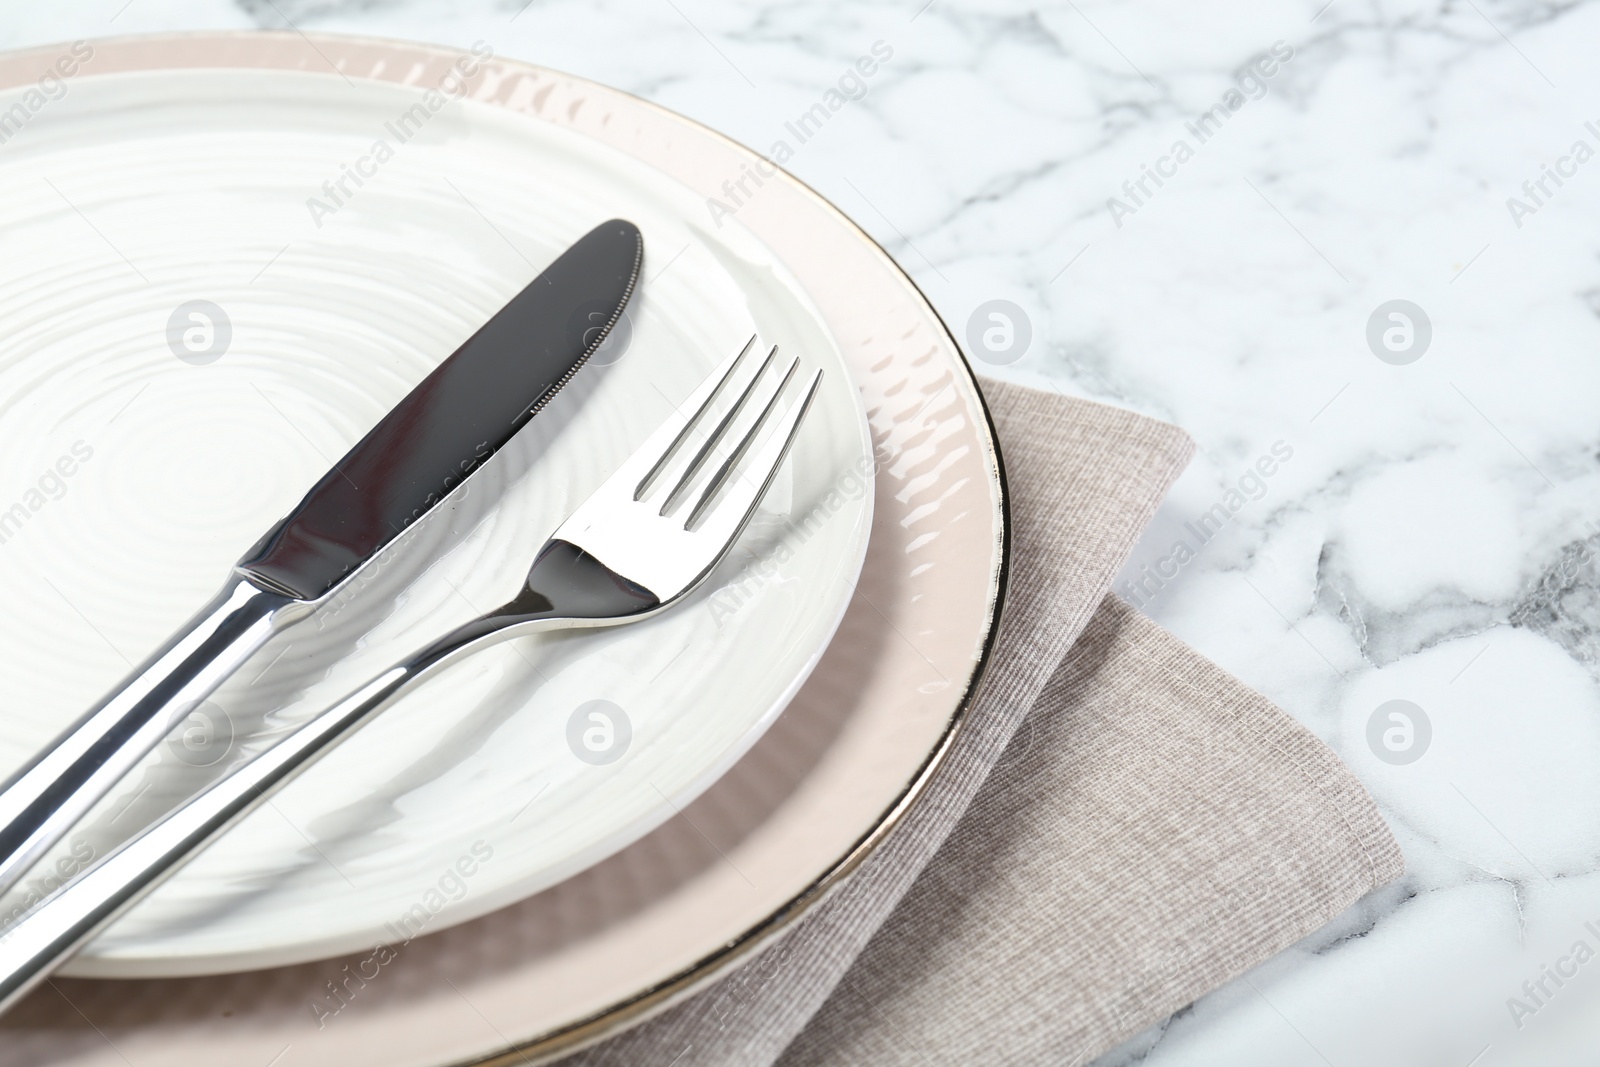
(0, 337, 820, 1014)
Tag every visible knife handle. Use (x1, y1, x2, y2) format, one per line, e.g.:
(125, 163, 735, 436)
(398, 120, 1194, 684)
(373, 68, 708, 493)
(0, 575, 307, 900)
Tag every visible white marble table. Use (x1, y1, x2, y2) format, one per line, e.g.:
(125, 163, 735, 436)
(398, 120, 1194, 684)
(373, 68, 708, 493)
(7, 2, 1598, 1064)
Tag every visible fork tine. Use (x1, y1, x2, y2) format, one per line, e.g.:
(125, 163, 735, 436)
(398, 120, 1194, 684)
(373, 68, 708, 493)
(659, 344, 779, 515)
(686, 357, 799, 529)
(686, 361, 821, 532)
(634, 335, 758, 500)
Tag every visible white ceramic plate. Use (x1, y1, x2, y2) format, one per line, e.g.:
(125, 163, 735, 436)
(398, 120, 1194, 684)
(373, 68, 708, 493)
(0, 63, 872, 974)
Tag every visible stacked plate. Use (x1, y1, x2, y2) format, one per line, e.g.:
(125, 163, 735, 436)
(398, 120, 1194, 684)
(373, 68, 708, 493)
(0, 33, 1005, 1066)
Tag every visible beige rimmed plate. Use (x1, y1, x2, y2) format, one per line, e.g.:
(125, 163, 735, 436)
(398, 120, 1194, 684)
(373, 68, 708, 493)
(0, 47, 875, 977)
(0, 32, 1006, 1067)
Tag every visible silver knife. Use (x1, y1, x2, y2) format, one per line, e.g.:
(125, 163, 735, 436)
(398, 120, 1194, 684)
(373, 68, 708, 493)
(0, 218, 643, 899)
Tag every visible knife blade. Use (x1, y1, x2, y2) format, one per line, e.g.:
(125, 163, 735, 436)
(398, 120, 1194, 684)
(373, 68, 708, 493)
(0, 218, 643, 899)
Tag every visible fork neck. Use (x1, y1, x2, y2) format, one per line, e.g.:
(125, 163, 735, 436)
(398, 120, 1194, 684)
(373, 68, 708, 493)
(403, 540, 662, 674)
(505, 538, 662, 624)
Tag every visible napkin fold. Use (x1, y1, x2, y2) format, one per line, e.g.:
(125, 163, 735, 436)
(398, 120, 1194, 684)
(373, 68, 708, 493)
(778, 593, 1403, 1064)
(560, 379, 1400, 1066)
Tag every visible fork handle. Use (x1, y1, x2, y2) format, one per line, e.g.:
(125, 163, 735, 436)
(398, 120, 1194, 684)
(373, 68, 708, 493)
(0, 622, 481, 1016)
(0, 544, 655, 1011)
(0, 576, 305, 903)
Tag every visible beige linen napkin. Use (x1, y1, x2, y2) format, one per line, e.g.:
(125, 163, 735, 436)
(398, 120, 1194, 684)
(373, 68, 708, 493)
(561, 380, 1402, 1066)
(779, 594, 1404, 1064)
